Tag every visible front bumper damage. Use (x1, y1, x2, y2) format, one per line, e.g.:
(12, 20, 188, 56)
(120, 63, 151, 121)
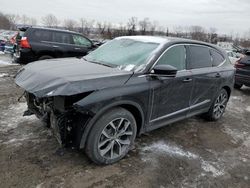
(24, 92, 92, 148)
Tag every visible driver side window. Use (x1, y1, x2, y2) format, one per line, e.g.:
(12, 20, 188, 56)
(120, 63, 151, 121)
(157, 45, 186, 70)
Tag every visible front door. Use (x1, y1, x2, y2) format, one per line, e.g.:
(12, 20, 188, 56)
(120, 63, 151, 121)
(148, 45, 193, 129)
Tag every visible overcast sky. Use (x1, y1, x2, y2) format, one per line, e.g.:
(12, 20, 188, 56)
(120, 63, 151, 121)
(1, 0, 250, 36)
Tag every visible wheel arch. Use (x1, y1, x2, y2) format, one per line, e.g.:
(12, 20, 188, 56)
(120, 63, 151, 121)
(79, 100, 145, 149)
(222, 85, 231, 98)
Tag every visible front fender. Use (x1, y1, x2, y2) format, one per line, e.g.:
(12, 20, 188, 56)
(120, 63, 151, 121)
(74, 83, 150, 149)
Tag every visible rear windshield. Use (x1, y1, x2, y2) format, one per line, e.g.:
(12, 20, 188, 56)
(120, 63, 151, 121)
(84, 38, 159, 71)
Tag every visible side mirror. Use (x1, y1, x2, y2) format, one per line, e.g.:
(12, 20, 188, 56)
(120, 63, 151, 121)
(151, 64, 178, 77)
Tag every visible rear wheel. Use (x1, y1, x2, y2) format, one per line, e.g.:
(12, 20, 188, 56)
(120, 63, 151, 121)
(234, 83, 243, 89)
(85, 107, 137, 165)
(203, 88, 229, 121)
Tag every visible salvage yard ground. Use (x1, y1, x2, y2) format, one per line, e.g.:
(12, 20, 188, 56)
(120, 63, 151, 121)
(0, 54, 250, 188)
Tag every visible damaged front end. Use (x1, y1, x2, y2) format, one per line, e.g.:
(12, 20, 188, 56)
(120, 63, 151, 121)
(24, 92, 93, 147)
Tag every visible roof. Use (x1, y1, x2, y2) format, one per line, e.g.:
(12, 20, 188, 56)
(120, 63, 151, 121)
(116, 36, 170, 45)
(18, 26, 80, 35)
(116, 35, 217, 47)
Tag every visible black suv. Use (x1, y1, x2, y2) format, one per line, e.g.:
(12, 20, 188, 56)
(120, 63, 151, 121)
(13, 27, 94, 64)
(234, 51, 250, 89)
(15, 36, 235, 164)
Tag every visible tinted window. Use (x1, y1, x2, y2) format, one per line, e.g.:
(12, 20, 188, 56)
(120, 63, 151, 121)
(189, 46, 212, 69)
(73, 35, 92, 47)
(52, 32, 73, 44)
(211, 50, 225, 66)
(33, 30, 52, 41)
(156, 45, 186, 70)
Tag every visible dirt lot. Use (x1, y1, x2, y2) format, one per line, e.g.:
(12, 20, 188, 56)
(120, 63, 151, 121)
(0, 54, 250, 188)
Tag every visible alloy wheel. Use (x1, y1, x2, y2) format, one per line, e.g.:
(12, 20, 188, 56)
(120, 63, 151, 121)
(213, 92, 228, 119)
(98, 118, 133, 160)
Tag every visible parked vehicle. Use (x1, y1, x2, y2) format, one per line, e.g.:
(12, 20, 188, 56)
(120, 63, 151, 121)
(227, 50, 241, 64)
(4, 32, 18, 54)
(15, 36, 235, 164)
(234, 52, 250, 89)
(0, 37, 5, 52)
(13, 27, 95, 64)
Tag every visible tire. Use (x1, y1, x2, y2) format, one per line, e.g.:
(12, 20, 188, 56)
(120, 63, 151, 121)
(39, 55, 53, 60)
(85, 107, 137, 165)
(203, 88, 229, 121)
(234, 83, 243, 90)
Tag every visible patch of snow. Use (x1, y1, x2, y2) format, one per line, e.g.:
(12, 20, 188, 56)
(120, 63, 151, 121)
(0, 73, 9, 78)
(141, 141, 198, 159)
(230, 96, 243, 101)
(140, 141, 226, 178)
(117, 36, 169, 44)
(0, 51, 5, 55)
(201, 160, 225, 177)
(0, 60, 18, 66)
(222, 126, 248, 143)
(246, 106, 250, 112)
(0, 102, 38, 132)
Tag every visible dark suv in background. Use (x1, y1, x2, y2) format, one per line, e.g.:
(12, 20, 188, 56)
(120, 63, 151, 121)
(234, 51, 250, 89)
(13, 27, 95, 64)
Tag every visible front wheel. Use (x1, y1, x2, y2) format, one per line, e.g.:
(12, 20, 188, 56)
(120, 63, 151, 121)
(203, 88, 229, 121)
(85, 107, 137, 165)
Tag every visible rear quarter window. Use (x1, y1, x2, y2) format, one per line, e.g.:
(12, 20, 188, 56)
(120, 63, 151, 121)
(52, 32, 73, 44)
(33, 30, 52, 42)
(189, 46, 212, 69)
(211, 50, 225, 66)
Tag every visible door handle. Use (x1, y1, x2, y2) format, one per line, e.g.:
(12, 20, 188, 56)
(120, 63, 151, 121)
(52, 45, 59, 48)
(215, 73, 221, 78)
(74, 48, 81, 50)
(182, 78, 192, 82)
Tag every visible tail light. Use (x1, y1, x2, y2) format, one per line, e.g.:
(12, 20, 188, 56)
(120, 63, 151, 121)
(20, 37, 31, 48)
(234, 59, 245, 69)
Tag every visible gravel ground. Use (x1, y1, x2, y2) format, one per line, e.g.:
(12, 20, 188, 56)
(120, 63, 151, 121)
(0, 54, 250, 188)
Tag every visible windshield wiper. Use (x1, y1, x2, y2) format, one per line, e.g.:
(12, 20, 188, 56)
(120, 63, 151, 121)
(82, 58, 116, 68)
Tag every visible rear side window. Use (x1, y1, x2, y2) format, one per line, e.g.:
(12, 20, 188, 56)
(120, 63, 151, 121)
(156, 45, 186, 70)
(189, 46, 212, 69)
(52, 32, 73, 44)
(211, 50, 225, 66)
(33, 30, 52, 41)
(73, 35, 92, 47)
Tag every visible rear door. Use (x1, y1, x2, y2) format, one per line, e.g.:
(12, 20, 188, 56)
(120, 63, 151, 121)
(51, 31, 75, 57)
(187, 45, 223, 116)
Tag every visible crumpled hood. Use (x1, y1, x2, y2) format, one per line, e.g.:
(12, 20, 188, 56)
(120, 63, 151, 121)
(15, 58, 133, 97)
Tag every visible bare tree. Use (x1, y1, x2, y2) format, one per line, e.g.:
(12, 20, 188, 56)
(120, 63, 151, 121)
(63, 19, 77, 31)
(127, 17, 137, 35)
(209, 27, 218, 44)
(42, 14, 60, 28)
(0, 12, 12, 29)
(189, 26, 207, 41)
(79, 18, 95, 35)
(6, 14, 20, 27)
(21, 14, 29, 25)
(139, 18, 150, 35)
(149, 21, 158, 35)
(173, 26, 184, 37)
(28, 18, 37, 26)
(97, 22, 107, 37)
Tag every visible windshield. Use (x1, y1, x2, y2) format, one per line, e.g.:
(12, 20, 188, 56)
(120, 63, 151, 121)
(84, 38, 159, 71)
